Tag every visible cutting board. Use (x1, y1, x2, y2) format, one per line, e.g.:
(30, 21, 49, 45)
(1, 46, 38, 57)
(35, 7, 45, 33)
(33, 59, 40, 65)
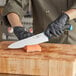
(0, 41, 76, 76)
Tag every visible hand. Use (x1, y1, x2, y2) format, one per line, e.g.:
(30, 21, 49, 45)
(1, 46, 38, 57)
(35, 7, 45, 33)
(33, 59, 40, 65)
(13, 26, 33, 40)
(44, 13, 69, 38)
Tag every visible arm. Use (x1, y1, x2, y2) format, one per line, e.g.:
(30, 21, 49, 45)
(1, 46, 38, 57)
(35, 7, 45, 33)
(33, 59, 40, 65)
(7, 13, 23, 27)
(7, 13, 33, 40)
(65, 9, 76, 20)
(45, 9, 76, 38)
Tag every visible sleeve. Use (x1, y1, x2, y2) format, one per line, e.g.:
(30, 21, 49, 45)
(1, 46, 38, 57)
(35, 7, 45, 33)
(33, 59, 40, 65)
(2, 0, 28, 26)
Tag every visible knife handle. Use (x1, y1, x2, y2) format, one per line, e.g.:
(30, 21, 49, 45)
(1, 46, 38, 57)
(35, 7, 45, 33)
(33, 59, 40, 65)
(63, 24, 73, 31)
(68, 25, 73, 31)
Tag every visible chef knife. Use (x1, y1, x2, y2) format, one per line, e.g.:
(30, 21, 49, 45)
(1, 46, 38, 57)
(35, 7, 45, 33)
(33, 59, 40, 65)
(8, 25, 73, 49)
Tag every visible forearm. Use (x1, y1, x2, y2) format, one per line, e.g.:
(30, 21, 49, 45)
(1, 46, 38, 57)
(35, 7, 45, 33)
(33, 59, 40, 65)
(65, 9, 76, 20)
(7, 13, 23, 27)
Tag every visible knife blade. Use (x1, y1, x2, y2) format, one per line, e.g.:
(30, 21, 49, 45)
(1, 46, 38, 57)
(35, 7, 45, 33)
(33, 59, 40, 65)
(8, 32, 49, 49)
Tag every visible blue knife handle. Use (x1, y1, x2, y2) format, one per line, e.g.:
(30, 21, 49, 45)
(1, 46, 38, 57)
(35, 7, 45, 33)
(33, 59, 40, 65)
(68, 25, 73, 31)
(63, 24, 73, 31)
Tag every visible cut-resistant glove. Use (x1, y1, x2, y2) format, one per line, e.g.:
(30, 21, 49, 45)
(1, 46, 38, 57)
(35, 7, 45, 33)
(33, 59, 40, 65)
(13, 26, 33, 40)
(44, 13, 69, 38)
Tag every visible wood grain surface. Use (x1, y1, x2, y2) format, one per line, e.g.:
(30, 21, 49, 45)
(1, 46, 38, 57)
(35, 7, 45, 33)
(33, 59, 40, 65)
(0, 41, 76, 76)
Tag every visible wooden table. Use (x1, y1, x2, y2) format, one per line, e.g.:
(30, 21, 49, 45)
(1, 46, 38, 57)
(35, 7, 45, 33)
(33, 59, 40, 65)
(0, 41, 76, 76)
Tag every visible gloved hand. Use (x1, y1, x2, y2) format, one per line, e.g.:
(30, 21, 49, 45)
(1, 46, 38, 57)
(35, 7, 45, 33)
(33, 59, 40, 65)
(44, 13, 69, 38)
(13, 26, 33, 40)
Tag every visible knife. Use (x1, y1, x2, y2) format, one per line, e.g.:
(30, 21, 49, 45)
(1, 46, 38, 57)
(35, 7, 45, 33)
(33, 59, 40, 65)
(8, 25, 73, 49)
(8, 32, 49, 49)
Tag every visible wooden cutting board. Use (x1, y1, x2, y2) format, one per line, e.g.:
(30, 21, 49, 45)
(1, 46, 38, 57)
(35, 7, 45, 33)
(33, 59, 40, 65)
(0, 41, 76, 76)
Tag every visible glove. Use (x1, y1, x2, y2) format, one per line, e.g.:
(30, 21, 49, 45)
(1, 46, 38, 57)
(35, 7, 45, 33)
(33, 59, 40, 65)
(44, 13, 69, 38)
(13, 26, 33, 40)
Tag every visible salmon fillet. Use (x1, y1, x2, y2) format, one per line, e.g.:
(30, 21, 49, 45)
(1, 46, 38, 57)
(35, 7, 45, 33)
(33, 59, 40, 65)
(23, 44, 41, 52)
